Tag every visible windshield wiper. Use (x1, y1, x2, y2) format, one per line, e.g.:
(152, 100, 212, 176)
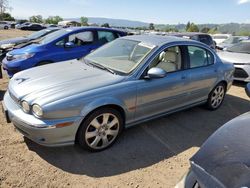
(86, 61, 115, 74)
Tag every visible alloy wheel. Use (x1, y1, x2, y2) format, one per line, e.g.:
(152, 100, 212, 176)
(85, 113, 120, 150)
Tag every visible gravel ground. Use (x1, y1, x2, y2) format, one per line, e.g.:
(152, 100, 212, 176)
(0, 29, 249, 188)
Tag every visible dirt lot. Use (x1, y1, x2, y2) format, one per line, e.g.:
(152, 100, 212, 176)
(0, 30, 249, 188)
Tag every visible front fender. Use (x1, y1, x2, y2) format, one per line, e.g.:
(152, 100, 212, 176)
(80, 96, 128, 119)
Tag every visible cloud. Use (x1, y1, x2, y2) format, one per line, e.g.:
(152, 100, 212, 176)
(238, 0, 250, 4)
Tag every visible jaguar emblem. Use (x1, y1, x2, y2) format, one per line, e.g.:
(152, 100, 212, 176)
(14, 78, 30, 84)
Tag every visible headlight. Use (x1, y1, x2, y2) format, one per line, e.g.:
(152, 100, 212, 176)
(21, 101, 30, 113)
(32, 104, 43, 117)
(0, 43, 15, 49)
(12, 53, 35, 61)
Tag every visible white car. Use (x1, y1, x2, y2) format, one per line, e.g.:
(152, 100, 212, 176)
(0, 21, 10, 30)
(212, 34, 231, 45)
(218, 41, 250, 82)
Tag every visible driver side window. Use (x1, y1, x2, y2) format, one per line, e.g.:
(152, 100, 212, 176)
(150, 46, 182, 73)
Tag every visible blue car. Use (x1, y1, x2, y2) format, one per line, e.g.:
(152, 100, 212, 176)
(2, 27, 127, 77)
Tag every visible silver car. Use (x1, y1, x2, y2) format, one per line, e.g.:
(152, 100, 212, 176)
(218, 41, 250, 82)
(2, 35, 234, 151)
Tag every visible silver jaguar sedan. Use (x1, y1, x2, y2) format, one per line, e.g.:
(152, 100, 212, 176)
(2, 35, 234, 151)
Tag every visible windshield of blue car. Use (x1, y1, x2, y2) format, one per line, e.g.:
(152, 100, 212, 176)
(226, 42, 250, 54)
(39, 29, 70, 44)
(84, 39, 154, 74)
(26, 29, 54, 40)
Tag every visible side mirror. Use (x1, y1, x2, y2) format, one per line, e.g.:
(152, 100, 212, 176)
(146, 67, 167, 79)
(65, 41, 76, 48)
(246, 83, 250, 97)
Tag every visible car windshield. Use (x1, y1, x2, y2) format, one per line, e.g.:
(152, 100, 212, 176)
(226, 42, 250, 54)
(26, 29, 54, 40)
(40, 29, 70, 44)
(84, 39, 154, 74)
(222, 37, 240, 44)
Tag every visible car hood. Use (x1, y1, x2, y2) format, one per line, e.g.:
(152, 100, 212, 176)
(8, 60, 125, 105)
(0, 37, 29, 47)
(8, 43, 41, 55)
(217, 51, 250, 64)
(190, 112, 250, 188)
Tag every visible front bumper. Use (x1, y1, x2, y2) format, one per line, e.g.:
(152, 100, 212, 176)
(233, 64, 250, 82)
(2, 91, 83, 147)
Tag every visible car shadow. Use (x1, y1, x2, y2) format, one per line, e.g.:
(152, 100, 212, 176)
(233, 80, 247, 88)
(0, 90, 6, 101)
(25, 94, 250, 178)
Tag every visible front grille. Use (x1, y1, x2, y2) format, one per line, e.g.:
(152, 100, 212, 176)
(234, 68, 249, 78)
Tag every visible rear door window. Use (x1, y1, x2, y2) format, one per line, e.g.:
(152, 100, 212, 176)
(97, 31, 117, 44)
(187, 46, 214, 68)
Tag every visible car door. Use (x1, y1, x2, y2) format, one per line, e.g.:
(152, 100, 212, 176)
(134, 45, 191, 121)
(51, 30, 98, 62)
(184, 45, 218, 103)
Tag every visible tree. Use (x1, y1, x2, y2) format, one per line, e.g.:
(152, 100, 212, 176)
(165, 28, 179, 32)
(200, 27, 210, 33)
(186, 21, 191, 31)
(0, 12, 14, 21)
(45, 16, 63, 24)
(149, 23, 155, 30)
(101, 23, 110, 28)
(80, 16, 88, 26)
(0, 0, 12, 21)
(187, 23, 199, 32)
(29, 15, 43, 23)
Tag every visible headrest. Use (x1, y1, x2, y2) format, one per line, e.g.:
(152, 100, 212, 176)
(165, 51, 176, 62)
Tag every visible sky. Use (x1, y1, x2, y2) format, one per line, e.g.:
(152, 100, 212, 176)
(8, 0, 250, 24)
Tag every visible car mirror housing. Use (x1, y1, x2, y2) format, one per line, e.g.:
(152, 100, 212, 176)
(246, 83, 250, 97)
(146, 67, 167, 79)
(65, 42, 76, 48)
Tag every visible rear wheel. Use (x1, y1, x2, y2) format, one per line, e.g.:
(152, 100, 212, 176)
(206, 83, 226, 110)
(4, 26, 8, 30)
(77, 108, 123, 151)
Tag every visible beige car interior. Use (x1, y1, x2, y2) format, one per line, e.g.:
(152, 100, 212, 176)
(151, 46, 182, 72)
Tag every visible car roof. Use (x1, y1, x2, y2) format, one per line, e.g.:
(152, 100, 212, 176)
(63, 26, 126, 33)
(122, 34, 195, 46)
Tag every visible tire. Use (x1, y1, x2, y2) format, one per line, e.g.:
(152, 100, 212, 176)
(77, 108, 124, 152)
(206, 83, 226, 110)
(36, 61, 52, 66)
(4, 26, 8, 30)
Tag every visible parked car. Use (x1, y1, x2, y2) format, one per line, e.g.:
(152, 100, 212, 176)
(217, 41, 250, 82)
(2, 27, 127, 77)
(212, 34, 231, 44)
(2, 35, 234, 151)
(176, 83, 250, 188)
(216, 36, 250, 50)
(170, 32, 216, 49)
(20, 23, 46, 31)
(0, 21, 10, 30)
(0, 28, 60, 79)
(0, 28, 60, 62)
(15, 22, 31, 29)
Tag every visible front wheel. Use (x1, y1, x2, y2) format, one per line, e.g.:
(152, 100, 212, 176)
(206, 83, 226, 110)
(77, 108, 123, 151)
